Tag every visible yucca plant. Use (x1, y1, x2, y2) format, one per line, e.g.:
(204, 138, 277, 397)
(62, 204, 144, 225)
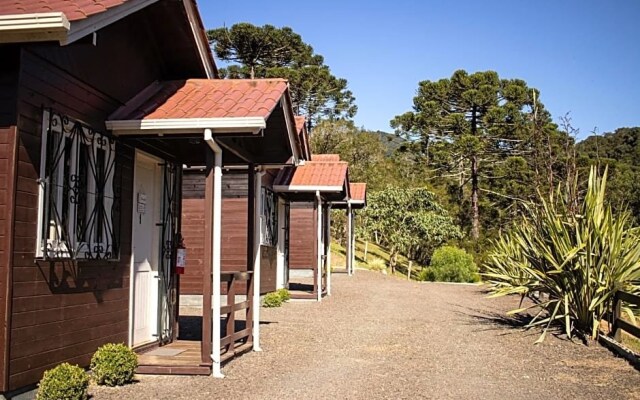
(484, 166, 640, 342)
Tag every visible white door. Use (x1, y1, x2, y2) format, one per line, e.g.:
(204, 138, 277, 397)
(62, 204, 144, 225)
(132, 152, 161, 347)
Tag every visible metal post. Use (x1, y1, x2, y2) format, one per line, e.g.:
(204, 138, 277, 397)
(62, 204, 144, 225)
(252, 169, 264, 351)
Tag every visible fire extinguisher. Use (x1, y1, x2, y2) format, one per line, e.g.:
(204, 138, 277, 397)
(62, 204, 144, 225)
(175, 234, 186, 275)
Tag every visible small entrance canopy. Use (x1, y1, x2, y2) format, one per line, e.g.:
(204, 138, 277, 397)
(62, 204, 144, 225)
(106, 78, 302, 166)
(273, 161, 350, 201)
(105, 78, 303, 377)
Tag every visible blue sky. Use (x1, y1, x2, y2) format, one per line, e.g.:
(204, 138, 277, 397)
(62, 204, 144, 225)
(198, 0, 640, 139)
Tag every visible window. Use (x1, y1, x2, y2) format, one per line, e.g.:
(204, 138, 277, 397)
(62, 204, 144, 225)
(37, 109, 120, 260)
(260, 187, 278, 246)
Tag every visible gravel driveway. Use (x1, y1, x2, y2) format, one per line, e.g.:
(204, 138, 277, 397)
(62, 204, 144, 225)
(92, 270, 639, 400)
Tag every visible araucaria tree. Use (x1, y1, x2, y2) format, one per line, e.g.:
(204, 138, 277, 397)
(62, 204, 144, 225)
(391, 70, 546, 241)
(208, 23, 357, 127)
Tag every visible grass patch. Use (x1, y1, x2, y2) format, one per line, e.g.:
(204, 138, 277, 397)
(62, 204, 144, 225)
(330, 239, 425, 280)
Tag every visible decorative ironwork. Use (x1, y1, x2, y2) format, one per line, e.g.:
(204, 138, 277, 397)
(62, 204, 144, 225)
(40, 109, 121, 260)
(261, 187, 278, 246)
(158, 162, 181, 344)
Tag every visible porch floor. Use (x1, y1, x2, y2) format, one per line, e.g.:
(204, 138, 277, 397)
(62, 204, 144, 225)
(137, 341, 211, 375)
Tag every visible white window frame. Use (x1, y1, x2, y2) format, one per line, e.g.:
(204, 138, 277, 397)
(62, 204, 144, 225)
(36, 109, 117, 260)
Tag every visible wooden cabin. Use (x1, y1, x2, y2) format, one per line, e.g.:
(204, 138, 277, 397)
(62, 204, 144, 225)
(273, 159, 351, 300)
(0, 0, 302, 393)
(179, 116, 312, 302)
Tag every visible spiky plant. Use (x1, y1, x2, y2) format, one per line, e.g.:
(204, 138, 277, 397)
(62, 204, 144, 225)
(484, 166, 640, 342)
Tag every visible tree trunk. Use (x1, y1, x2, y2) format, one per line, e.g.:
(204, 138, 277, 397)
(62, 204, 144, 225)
(470, 106, 480, 241)
(471, 154, 479, 241)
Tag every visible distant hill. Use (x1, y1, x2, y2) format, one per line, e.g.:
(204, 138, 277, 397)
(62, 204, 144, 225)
(577, 127, 640, 166)
(370, 130, 407, 155)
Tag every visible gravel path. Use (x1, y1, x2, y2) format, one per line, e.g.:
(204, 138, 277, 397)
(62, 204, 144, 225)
(92, 270, 639, 399)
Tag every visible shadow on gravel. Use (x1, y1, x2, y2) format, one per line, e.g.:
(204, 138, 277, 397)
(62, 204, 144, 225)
(178, 316, 275, 341)
(454, 306, 570, 341)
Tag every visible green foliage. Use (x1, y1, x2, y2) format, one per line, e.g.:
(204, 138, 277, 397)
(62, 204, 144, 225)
(577, 127, 640, 224)
(90, 343, 138, 386)
(391, 70, 566, 241)
(276, 288, 291, 302)
(484, 167, 640, 342)
(262, 289, 290, 308)
(208, 23, 356, 126)
(360, 187, 462, 268)
(367, 257, 387, 272)
(419, 246, 479, 283)
(37, 363, 89, 400)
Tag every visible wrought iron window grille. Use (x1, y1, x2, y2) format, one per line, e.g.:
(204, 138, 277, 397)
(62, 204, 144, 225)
(37, 109, 122, 260)
(261, 187, 278, 246)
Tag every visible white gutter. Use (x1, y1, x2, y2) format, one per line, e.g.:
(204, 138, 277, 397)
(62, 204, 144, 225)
(253, 169, 265, 351)
(204, 128, 224, 378)
(316, 191, 323, 302)
(106, 117, 266, 135)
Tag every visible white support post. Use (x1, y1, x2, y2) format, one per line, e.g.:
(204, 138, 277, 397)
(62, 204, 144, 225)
(350, 208, 356, 276)
(316, 191, 323, 301)
(275, 198, 286, 289)
(326, 204, 332, 296)
(346, 203, 353, 276)
(204, 129, 224, 378)
(252, 169, 264, 351)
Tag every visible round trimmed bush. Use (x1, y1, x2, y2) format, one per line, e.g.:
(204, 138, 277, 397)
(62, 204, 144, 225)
(37, 363, 89, 400)
(419, 246, 479, 283)
(90, 343, 138, 386)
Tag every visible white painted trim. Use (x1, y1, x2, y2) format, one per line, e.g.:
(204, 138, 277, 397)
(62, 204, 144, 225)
(106, 117, 266, 135)
(315, 192, 323, 302)
(253, 170, 265, 351)
(182, 0, 216, 78)
(279, 96, 301, 164)
(272, 185, 343, 193)
(0, 12, 69, 43)
(65, 0, 159, 45)
(204, 129, 224, 378)
(35, 110, 49, 258)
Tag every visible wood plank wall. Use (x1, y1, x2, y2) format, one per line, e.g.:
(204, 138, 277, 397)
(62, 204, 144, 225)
(0, 44, 20, 392)
(289, 203, 317, 270)
(9, 49, 136, 390)
(181, 171, 278, 296)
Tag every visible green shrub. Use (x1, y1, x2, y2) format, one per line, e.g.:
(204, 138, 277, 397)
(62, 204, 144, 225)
(37, 363, 89, 400)
(484, 167, 640, 342)
(419, 246, 479, 283)
(90, 343, 138, 386)
(276, 288, 291, 302)
(263, 288, 291, 307)
(367, 257, 387, 272)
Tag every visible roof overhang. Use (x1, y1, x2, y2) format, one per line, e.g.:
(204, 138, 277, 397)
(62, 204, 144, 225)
(0, 0, 216, 78)
(273, 185, 343, 193)
(0, 12, 70, 43)
(105, 117, 266, 135)
(0, 0, 159, 45)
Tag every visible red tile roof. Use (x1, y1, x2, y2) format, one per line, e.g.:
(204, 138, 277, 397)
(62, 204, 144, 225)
(110, 79, 289, 121)
(0, 0, 129, 21)
(350, 182, 367, 202)
(311, 154, 340, 162)
(275, 161, 348, 190)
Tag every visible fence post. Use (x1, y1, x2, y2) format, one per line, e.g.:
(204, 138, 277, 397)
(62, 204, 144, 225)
(612, 291, 622, 342)
(407, 261, 412, 281)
